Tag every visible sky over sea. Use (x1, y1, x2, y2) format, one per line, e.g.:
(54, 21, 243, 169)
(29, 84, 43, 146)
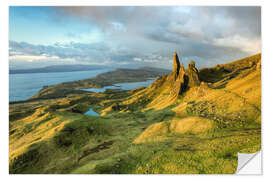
(9, 6, 261, 69)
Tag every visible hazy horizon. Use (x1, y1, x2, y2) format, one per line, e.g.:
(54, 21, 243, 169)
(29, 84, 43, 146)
(9, 6, 261, 70)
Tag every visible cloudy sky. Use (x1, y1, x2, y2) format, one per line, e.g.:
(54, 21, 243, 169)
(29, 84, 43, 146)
(9, 6, 261, 69)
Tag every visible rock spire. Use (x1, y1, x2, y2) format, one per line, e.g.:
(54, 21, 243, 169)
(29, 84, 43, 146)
(169, 53, 200, 96)
(185, 61, 200, 88)
(172, 52, 180, 75)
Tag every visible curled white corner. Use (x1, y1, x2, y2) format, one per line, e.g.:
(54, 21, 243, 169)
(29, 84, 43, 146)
(236, 150, 262, 174)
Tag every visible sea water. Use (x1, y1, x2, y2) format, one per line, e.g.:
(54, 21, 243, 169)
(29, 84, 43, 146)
(9, 70, 156, 102)
(9, 69, 113, 102)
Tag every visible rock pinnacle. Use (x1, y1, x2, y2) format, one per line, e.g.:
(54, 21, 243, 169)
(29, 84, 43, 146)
(173, 52, 180, 75)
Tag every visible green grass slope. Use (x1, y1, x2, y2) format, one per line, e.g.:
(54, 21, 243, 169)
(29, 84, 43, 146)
(9, 54, 261, 174)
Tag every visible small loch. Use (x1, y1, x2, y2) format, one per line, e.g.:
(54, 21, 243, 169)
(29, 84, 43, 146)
(82, 78, 156, 93)
(85, 108, 99, 116)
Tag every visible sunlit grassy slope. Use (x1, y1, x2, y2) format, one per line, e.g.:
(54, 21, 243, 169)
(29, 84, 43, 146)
(9, 54, 261, 174)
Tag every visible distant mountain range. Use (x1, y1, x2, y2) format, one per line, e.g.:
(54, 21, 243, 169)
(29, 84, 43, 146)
(9, 64, 108, 74)
(9, 64, 171, 74)
(137, 66, 171, 73)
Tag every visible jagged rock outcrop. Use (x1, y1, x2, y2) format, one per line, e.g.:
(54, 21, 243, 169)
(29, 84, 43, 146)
(185, 60, 200, 88)
(143, 52, 201, 110)
(170, 63, 186, 96)
(172, 52, 180, 77)
(169, 52, 200, 96)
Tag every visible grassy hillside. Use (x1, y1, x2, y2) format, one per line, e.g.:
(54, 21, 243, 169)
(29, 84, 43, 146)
(199, 53, 261, 83)
(9, 54, 261, 174)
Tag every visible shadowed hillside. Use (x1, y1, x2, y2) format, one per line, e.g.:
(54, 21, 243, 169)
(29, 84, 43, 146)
(9, 53, 261, 174)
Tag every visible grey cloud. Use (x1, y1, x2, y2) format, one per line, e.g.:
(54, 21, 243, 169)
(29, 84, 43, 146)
(9, 40, 143, 66)
(10, 6, 261, 69)
(55, 6, 261, 40)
